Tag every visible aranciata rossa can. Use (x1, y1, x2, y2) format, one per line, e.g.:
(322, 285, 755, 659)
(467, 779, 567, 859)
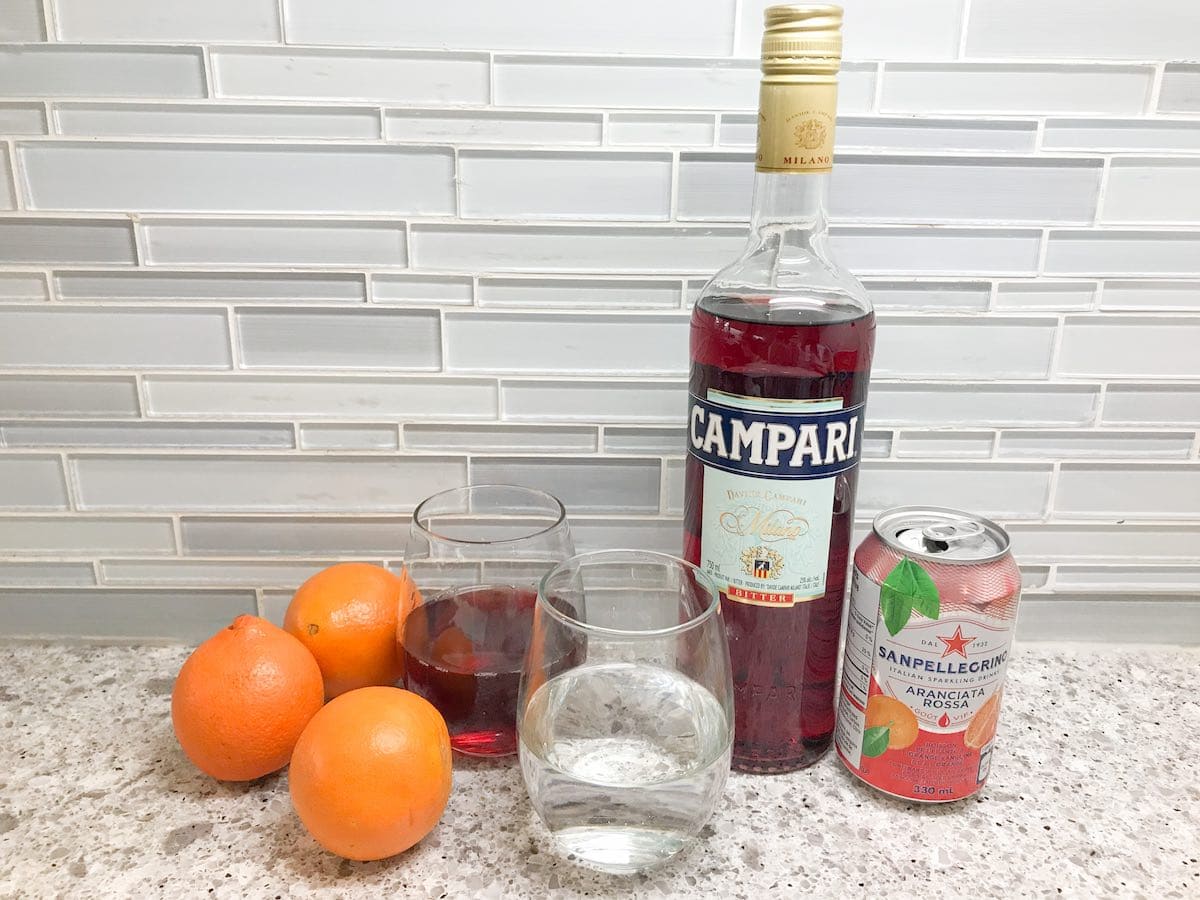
(834, 506, 1022, 802)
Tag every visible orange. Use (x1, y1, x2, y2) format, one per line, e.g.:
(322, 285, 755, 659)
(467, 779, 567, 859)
(965, 691, 1003, 750)
(288, 686, 452, 861)
(171, 615, 324, 782)
(865, 694, 920, 750)
(284, 563, 416, 699)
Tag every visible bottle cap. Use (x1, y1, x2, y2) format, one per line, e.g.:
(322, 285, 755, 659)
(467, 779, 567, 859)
(761, 4, 843, 75)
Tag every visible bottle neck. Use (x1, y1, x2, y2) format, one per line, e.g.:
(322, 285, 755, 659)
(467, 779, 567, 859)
(749, 170, 830, 234)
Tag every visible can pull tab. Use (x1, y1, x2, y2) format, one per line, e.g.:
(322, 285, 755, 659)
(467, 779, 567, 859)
(921, 520, 984, 554)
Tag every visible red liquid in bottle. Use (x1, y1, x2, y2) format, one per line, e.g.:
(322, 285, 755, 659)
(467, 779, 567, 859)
(684, 300, 875, 773)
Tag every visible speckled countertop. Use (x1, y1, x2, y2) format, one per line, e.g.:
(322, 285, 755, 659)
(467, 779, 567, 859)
(0, 641, 1196, 899)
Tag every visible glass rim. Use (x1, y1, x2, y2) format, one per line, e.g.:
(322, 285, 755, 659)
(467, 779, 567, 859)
(536, 549, 721, 639)
(411, 483, 568, 547)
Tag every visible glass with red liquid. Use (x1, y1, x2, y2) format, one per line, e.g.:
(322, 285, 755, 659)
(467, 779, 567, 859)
(400, 485, 574, 757)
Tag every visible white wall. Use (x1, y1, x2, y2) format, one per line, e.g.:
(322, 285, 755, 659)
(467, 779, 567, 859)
(0, 0, 1198, 641)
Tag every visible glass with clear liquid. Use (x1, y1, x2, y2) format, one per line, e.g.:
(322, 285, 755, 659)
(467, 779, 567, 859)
(518, 551, 734, 874)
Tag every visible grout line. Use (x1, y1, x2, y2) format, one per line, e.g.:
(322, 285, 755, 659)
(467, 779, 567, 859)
(42, 100, 54, 135)
(60, 452, 81, 511)
(92, 559, 104, 585)
(226, 306, 242, 369)
(731, 0, 744, 56)
(452, 148, 462, 218)
(1093, 156, 1112, 224)
(657, 458, 670, 513)
(956, 0, 973, 59)
(437, 307, 448, 371)
(600, 110, 610, 145)
(1091, 279, 1105, 312)
(4, 140, 23, 210)
(171, 516, 184, 556)
(1093, 383, 1109, 427)
(669, 150, 680, 221)
(362, 270, 374, 304)
(1046, 313, 1067, 379)
(1043, 461, 1061, 522)
(276, 0, 287, 43)
(201, 46, 216, 100)
(1190, 431, 1200, 460)
(1034, 228, 1050, 276)
(133, 373, 148, 417)
(291, 421, 302, 449)
(1147, 62, 1166, 115)
(395, 421, 405, 449)
(985, 280, 999, 312)
(39, 0, 57, 40)
(486, 52, 496, 106)
(1033, 117, 1046, 153)
(255, 587, 266, 618)
(872, 63, 885, 113)
(377, 107, 386, 140)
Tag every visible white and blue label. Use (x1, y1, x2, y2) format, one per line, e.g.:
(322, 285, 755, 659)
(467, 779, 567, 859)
(691, 391, 864, 608)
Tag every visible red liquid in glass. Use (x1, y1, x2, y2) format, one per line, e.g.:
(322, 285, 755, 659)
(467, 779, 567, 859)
(685, 301, 875, 773)
(401, 585, 538, 757)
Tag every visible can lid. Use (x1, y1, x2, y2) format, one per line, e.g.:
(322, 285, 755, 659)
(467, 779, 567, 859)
(872, 506, 1010, 564)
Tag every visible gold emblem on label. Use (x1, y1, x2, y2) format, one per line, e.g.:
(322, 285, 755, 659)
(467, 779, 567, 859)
(794, 118, 826, 150)
(741, 546, 785, 580)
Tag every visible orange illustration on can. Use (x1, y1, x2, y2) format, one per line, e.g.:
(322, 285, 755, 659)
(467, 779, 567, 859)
(834, 507, 1022, 802)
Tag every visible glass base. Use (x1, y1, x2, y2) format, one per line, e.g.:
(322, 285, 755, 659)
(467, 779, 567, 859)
(731, 736, 831, 774)
(451, 729, 516, 757)
(551, 826, 691, 874)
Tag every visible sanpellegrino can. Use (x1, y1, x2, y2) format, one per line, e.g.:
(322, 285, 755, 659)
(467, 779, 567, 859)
(834, 507, 1022, 802)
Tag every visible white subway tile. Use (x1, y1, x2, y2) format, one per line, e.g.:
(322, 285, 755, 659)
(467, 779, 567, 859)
(0, 102, 45, 135)
(100, 560, 337, 588)
(0, 46, 205, 99)
(832, 226, 1042, 275)
(478, 276, 681, 309)
(863, 281, 991, 312)
(0, 0, 44, 40)
(213, 48, 489, 104)
(0, 218, 135, 264)
(57, 0, 277, 41)
(55, 103, 380, 140)
(719, 115, 1039, 153)
(56, 271, 365, 303)
(868, 383, 1099, 427)
(285, 0, 736, 54)
(609, 113, 715, 147)
(861, 431, 894, 459)
(682, 153, 1099, 224)
(386, 109, 601, 145)
(0, 306, 230, 369)
(1, 422, 294, 449)
(144, 220, 406, 267)
(1101, 281, 1200, 311)
(494, 56, 760, 111)
(236, 308, 440, 371)
(0, 588, 254, 640)
(881, 64, 1153, 115)
(664, 458, 685, 514)
(994, 283, 1095, 310)
(997, 431, 1194, 460)
(740, 0, 961, 60)
(73, 454, 467, 512)
(0, 376, 140, 418)
(502, 379, 685, 423)
(1058, 316, 1200, 378)
(471, 457, 660, 513)
(1102, 160, 1200, 225)
(1016, 599, 1200, 643)
(372, 275, 473, 306)
(0, 456, 68, 509)
(0, 562, 94, 587)
(1159, 64, 1200, 114)
(570, 517, 683, 555)
(145, 375, 498, 419)
(1020, 566, 1050, 590)
(858, 461, 1051, 519)
(445, 312, 686, 375)
(1055, 464, 1200, 518)
(0, 273, 49, 302)
(1044, 231, 1200, 277)
(1043, 118, 1200, 153)
(604, 427, 686, 454)
(875, 316, 1055, 379)
(966, 0, 1200, 60)
(460, 150, 672, 220)
(894, 431, 995, 459)
(411, 224, 746, 273)
(299, 423, 398, 451)
(1005, 523, 1200, 564)
(405, 424, 597, 453)
(21, 143, 455, 215)
(1102, 385, 1200, 426)
(0, 516, 175, 555)
(181, 516, 404, 557)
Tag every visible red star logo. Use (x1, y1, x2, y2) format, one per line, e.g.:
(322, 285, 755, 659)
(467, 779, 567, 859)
(938, 626, 975, 659)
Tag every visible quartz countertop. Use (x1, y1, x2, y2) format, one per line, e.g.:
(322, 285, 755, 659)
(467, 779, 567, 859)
(0, 641, 1196, 899)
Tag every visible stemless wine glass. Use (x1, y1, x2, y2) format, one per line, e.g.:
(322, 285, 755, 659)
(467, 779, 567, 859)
(518, 550, 734, 874)
(400, 485, 574, 757)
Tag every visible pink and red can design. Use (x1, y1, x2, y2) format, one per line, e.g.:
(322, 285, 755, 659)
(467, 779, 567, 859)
(834, 507, 1022, 802)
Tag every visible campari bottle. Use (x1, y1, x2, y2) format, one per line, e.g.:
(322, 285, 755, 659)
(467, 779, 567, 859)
(683, 4, 875, 773)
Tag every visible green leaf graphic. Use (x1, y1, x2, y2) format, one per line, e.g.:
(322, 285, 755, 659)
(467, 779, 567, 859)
(880, 557, 941, 635)
(862, 725, 890, 758)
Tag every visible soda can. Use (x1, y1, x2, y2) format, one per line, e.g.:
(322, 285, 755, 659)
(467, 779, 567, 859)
(834, 506, 1021, 802)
